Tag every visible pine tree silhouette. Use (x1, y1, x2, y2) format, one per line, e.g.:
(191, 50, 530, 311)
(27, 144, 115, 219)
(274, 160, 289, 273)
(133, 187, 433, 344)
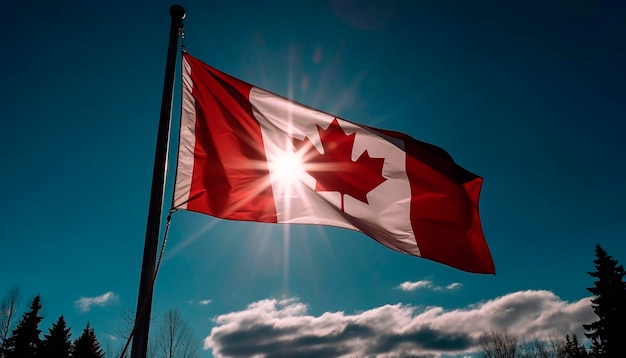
(72, 323, 104, 358)
(1, 295, 43, 358)
(583, 244, 626, 357)
(562, 334, 589, 357)
(40, 315, 71, 358)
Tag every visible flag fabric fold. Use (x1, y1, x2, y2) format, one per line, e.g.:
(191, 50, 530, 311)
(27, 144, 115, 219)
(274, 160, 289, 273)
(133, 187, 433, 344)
(173, 53, 495, 274)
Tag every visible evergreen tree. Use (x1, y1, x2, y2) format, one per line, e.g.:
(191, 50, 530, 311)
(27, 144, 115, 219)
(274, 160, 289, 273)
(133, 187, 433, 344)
(562, 334, 589, 358)
(72, 323, 104, 358)
(583, 244, 626, 357)
(40, 316, 71, 358)
(1, 295, 43, 358)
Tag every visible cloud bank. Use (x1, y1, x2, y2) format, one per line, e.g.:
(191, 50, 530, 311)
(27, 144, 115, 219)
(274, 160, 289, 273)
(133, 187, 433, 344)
(205, 290, 593, 358)
(75, 291, 119, 312)
(397, 280, 463, 292)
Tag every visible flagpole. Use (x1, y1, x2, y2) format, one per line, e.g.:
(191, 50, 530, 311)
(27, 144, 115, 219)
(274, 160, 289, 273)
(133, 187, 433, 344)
(130, 5, 185, 358)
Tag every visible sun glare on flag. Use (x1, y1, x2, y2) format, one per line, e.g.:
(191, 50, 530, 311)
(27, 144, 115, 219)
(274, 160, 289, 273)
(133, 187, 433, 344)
(268, 146, 308, 190)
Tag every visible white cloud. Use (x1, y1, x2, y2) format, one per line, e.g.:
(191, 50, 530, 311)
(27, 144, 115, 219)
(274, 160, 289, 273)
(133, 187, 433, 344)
(398, 280, 434, 291)
(204, 290, 594, 358)
(75, 292, 119, 313)
(446, 283, 463, 290)
(397, 280, 462, 292)
(199, 299, 212, 305)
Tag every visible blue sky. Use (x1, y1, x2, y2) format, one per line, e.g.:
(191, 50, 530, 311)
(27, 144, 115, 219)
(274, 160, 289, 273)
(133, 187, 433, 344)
(1, 0, 625, 357)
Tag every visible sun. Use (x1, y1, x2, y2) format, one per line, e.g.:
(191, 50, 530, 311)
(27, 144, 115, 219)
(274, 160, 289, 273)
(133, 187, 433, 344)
(268, 145, 308, 189)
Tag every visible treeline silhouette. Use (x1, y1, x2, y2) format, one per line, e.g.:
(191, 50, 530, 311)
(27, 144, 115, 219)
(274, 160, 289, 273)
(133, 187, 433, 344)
(1, 244, 624, 357)
(0, 291, 197, 358)
(478, 244, 624, 357)
(0, 294, 104, 357)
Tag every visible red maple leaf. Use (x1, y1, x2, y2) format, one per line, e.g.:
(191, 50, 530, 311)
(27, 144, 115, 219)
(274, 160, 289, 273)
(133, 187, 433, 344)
(293, 118, 387, 212)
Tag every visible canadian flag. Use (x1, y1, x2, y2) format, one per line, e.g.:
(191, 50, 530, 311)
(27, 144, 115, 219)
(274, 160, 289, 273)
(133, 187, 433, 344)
(174, 53, 495, 274)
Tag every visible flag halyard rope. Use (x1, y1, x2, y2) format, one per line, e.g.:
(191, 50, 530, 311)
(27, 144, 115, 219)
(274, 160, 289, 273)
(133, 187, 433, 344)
(180, 26, 186, 53)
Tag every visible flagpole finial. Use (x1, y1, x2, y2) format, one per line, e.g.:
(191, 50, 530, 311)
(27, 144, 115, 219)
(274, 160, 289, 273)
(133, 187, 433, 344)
(170, 4, 186, 20)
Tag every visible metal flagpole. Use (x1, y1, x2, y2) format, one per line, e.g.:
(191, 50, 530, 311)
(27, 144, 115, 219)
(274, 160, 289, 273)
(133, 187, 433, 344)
(130, 5, 185, 358)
